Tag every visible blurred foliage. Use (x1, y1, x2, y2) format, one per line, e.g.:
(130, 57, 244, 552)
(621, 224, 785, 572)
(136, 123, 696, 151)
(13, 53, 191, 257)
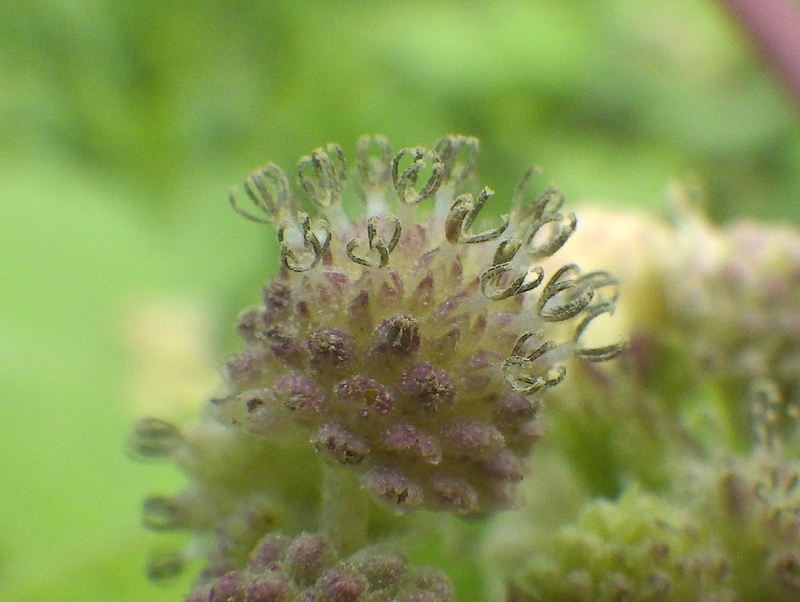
(0, 0, 798, 600)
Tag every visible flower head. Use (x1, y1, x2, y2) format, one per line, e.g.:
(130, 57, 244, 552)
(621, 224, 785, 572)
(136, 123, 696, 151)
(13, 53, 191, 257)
(186, 531, 454, 602)
(216, 134, 624, 514)
(131, 135, 625, 588)
(489, 380, 800, 602)
(666, 201, 800, 403)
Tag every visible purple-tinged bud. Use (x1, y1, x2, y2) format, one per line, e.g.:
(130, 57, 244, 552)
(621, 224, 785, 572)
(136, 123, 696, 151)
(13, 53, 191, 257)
(428, 328, 459, 356)
(209, 571, 246, 602)
(361, 466, 423, 512)
(296, 300, 311, 320)
(197, 563, 236, 587)
(245, 573, 297, 602)
(479, 450, 525, 482)
(380, 422, 441, 464)
(503, 418, 544, 456)
(347, 547, 407, 591)
(347, 290, 372, 332)
(233, 388, 293, 437)
(312, 423, 370, 465)
(316, 566, 368, 602)
(315, 281, 339, 308)
(481, 481, 519, 510)
(262, 281, 293, 321)
(334, 376, 394, 417)
(449, 254, 463, 285)
(440, 418, 504, 460)
(237, 307, 266, 343)
(411, 274, 435, 311)
(493, 391, 539, 422)
(307, 328, 355, 371)
(210, 496, 280, 567)
(248, 532, 292, 570)
(388, 271, 405, 296)
(414, 248, 437, 272)
(471, 311, 487, 338)
(225, 346, 269, 386)
(430, 475, 478, 514)
(485, 311, 519, 338)
(463, 349, 501, 371)
(409, 567, 454, 602)
(433, 291, 468, 321)
(372, 315, 420, 357)
(381, 422, 418, 451)
(264, 326, 304, 367)
(414, 433, 442, 465)
(398, 363, 455, 414)
(284, 532, 337, 587)
(369, 389, 395, 417)
(275, 373, 327, 416)
(335, 376, 378, 403)
(379, 276, 403, 303)
(460, 350, 503, 391)
(324, 270, 350, 293)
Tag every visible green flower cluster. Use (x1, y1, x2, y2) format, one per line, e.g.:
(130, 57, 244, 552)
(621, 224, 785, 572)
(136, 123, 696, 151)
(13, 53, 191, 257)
(487, 193, 800, 601)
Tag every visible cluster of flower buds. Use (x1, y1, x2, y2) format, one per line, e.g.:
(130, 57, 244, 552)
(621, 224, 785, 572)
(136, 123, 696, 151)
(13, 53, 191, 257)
(493, 377, 800, 602)
(130, 135, 626, 592)
(664, 192, 800, 424)
(186, 531, 453, 602)
(503, 486, 736, 602)
(215, 135, 624, 514)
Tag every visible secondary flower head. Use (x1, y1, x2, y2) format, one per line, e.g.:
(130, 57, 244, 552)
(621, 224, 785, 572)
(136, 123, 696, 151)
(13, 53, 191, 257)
(665, 195, 800, 405)
(212, 134, 624, 514)
(489, 381, 800, 602)
(186, 531, 454, 602)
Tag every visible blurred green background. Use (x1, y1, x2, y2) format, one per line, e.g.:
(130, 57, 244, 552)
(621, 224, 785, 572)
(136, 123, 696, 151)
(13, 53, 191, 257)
(1, 0, 799, 600)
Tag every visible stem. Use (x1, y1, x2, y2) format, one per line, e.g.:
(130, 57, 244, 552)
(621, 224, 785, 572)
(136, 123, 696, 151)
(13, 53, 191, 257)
(719, 0, 800, 110)
(320, 464, 369, 555)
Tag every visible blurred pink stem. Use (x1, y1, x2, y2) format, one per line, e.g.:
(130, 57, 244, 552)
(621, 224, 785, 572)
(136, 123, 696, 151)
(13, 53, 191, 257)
(720, 0, 800, 110)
